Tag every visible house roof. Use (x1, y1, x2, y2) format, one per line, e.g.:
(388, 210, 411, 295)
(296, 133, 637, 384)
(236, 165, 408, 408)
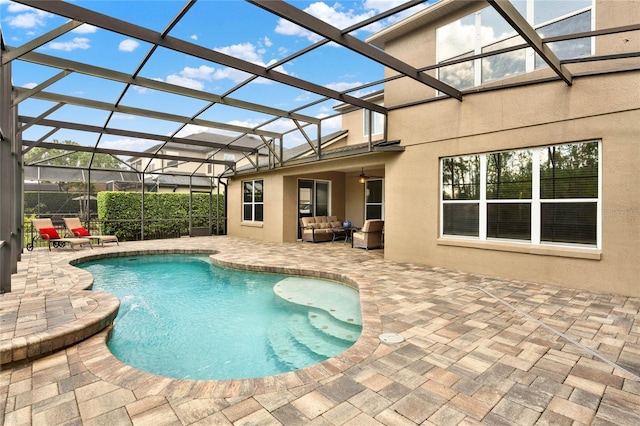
(127, 132, 271, 161)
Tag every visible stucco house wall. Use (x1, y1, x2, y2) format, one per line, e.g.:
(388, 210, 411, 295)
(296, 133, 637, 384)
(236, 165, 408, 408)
(376, 0, 640, 296)
(384, 72, 639, 296)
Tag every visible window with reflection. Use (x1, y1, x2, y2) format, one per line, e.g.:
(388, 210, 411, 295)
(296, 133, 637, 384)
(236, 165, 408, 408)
(363, 110, 385, 136)
(441, 141, 599, 247)
(243, 179, 264, 222)
(442, 155, 480, 237)
(436, 0, 593, 89)
(365, 179, 384, 220)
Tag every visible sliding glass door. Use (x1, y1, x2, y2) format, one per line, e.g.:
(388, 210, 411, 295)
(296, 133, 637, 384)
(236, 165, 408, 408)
(298, 179, 330, 238)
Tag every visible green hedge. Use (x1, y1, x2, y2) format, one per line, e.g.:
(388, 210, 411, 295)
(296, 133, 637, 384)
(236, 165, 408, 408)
(97, 192, 225, 241)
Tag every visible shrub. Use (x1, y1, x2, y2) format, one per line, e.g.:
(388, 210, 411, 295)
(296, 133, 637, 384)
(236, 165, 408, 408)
(97, 192, 225, 241)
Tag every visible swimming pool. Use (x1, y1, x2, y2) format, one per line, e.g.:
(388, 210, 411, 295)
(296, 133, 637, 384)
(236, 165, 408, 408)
(80, 254, 362, 380)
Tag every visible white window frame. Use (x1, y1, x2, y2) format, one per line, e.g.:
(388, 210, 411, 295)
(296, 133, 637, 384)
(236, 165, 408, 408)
(440, 141, 601, 250)
(363, 110, 385, 137)
(242, 179, 264, 223)
(365, 178, 385, 220)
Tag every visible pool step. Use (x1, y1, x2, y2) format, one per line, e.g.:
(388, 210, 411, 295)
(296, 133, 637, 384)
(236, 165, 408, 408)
(267, 312, 356, 369)
(287, 313, 352, 358)
(267, 315, 326, 370)
(307, 310, 360, 343)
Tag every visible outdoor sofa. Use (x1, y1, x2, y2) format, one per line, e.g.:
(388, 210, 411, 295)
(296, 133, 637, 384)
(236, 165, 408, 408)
(300, 215, 345, 243)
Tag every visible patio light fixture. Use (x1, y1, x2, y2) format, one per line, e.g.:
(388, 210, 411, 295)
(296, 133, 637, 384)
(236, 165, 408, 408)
(359, 168, 367, 184)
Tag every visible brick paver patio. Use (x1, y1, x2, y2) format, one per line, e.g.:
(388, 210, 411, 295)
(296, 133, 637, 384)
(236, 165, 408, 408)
(1, 236, 639, 425)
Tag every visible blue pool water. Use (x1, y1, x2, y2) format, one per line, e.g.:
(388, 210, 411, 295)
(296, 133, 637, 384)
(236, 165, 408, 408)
(80, 254, 362, 380)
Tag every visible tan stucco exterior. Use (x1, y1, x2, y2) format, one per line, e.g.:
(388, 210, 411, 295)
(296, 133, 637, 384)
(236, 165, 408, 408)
(226, 0, 640, 297)
(383, 73, 639, 296)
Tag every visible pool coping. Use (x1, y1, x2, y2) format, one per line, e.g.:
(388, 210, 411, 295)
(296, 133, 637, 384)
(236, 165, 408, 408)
(4, 247, 382, 399)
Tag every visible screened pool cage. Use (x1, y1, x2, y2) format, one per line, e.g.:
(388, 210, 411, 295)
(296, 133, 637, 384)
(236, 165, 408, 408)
(22, 164, 227, 241)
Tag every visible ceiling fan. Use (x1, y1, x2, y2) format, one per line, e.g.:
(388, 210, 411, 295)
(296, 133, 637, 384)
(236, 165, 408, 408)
(357, 167, 381, 183)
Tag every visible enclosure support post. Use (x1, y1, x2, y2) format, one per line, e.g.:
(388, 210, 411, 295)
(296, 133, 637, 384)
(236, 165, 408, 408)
(0, 59, 16, 292)
(209, 177, 213, 235)
(13, 106, 23, 263)
(188, 176, 193, 236)
(141, 173, 145, 240)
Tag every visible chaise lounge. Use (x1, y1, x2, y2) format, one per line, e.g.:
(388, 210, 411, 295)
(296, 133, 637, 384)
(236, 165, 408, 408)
(64, 217, 119, 246)
(32, 218, 93, 251)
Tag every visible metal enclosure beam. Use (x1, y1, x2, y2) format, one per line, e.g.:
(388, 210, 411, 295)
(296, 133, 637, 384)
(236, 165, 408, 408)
(13, 49, 321, 125)
(18, 116, 260, 154)
(22, 140, 237, 168)
(487, 0, 573, 85)
(248, 0, 463, 101)
(15, 0, 387, 114)
(15, 89, 283, 139)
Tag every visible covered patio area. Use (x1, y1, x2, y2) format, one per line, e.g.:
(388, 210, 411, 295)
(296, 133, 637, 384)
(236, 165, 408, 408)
(1, 237, 638, 425)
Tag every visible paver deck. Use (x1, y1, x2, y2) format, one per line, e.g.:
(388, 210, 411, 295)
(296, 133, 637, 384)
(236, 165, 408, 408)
(1, 236, 639, 425)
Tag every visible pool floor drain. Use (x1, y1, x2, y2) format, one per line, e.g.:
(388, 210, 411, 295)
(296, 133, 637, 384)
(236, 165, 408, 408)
(379, 333, 405, 344)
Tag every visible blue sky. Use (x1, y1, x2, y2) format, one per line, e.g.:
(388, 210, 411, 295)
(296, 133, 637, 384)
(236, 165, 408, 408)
(2, 0, 431, 151)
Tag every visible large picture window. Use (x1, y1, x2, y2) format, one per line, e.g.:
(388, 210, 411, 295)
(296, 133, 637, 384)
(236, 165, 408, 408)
(441, 141, 600, 248)
(436, 0, 593, 89)
(243, 179, 263, 222)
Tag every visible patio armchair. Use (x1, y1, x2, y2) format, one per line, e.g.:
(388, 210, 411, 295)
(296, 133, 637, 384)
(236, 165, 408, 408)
(32, 218, 93, 251)
(351, 219, 384, 250)
(64, 217, 119, 246)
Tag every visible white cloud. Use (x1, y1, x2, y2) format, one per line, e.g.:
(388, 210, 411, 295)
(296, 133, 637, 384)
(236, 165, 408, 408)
(215, 42, 264, 64)
(5, 2, 33, 13)
(210, 67, 251, 84)
(181, 65, 215, 81)
(318, 114, 341, 132)
(119, 39, 140, 52)
(48, 37, 91, 51)
(6, 12, 46, 28)
(165, 74, 204, 90)
(190, 34, 198, 41)
(211, 42, 289, 84)
(325, 81, 363, 92)
(275, 1, 375, 42)
(22, 82, 38, 89)
(132, 86, 148, 94)
(71, 24, 97, 34)
(4, 2, 52, 28)
(158, 65, 216, 90)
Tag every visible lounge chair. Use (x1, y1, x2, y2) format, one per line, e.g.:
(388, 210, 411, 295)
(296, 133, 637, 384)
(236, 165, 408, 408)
(64, 217, 119, 246)
(352, 219, 384, 250)
(32, 218, 93, 251)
